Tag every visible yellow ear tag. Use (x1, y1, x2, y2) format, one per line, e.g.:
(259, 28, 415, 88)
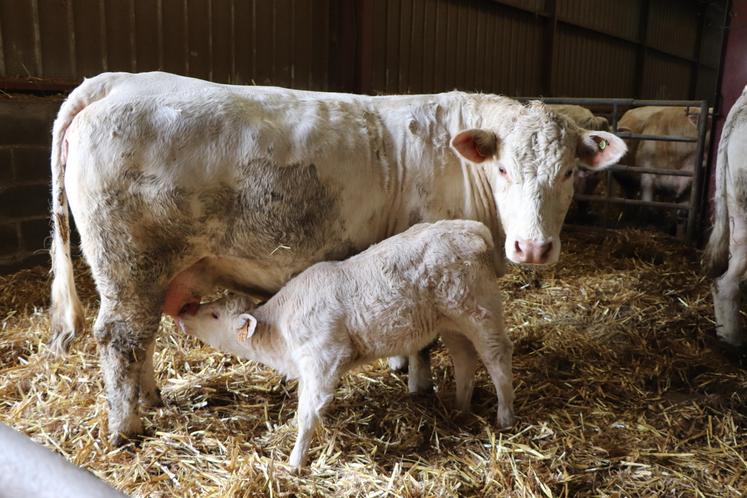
(598, 138, 607, 151)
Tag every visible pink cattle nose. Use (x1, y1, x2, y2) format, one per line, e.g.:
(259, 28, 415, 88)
(514, 239, 553, 264)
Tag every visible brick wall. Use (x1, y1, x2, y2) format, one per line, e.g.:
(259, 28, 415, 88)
(0, 95, 63, 274)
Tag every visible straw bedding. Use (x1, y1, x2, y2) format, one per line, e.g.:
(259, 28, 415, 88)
(1, 227, 745, 497)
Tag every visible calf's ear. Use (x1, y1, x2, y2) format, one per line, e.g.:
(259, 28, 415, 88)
(235, 313, 258, 342)
(451, 129, 499, 163)
(577, 130, 626, 169)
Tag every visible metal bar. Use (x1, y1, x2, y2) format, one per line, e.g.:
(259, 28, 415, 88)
(529, 97, 706, 106)
(614, 132, 697, 143)
(575, 195, 689, 210)
(687, 100, 709, 241)
(604, 164, 694, 177)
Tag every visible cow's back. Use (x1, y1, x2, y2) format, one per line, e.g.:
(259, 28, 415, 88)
(63, 73, 402, 290)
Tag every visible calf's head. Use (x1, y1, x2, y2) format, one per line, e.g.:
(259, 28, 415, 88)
(177, 295, 258, 352)
(451, 102, 625, 265)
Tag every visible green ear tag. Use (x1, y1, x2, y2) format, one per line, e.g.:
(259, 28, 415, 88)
(598, 138, 607, 151)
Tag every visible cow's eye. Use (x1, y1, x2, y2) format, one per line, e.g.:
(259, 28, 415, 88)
(564, 168, 574, 179)
(498, 166, 507, 176)
(211, 312, 219, 320)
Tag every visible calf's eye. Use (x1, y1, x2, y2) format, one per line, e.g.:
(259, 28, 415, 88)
(564, 168, 574, 179)
(211, 312, 219, 320)
(498, 166, 507, 176)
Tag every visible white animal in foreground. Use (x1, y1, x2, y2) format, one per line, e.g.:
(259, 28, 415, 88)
(0, 423, 126, 498)
(50, 71, 624, 444)
(177, 220, 514, 470)
(704, 86, 747, 347)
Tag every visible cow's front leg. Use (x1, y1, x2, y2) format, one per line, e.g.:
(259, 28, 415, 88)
(139, 338, 163, 407)
(94, 297, 161, 445)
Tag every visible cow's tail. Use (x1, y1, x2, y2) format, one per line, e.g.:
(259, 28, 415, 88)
(704, 115, 732, 279)
(49, 74, 117, 354)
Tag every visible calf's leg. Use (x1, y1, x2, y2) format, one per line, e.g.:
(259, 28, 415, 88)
(455, 299, 514, 429)
(288, 376, 337, 471)
(407, 348, 433, 394)
(440, 331, 479, 412)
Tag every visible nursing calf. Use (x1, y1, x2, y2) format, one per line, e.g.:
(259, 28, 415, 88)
(704, 86, 747, 347)
(177, 220, 514, 470)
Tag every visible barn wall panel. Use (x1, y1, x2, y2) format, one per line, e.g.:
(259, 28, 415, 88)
(553, 25, 637, 98)
(370, 0, 543, 96)
(647, 0, 698, 60)
(0, 0, 727, 100)
(557, 0, 640, 41)
(0, 0, 335, 89)
(641, 52, 692, 99)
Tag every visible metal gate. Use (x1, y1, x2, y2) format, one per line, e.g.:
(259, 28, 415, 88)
(530, 97, 710, 242)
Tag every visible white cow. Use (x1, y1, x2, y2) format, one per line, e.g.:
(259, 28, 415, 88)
(615, 106, 707, 202)
(548, 104, 611, 216)
(704, 86, 747, 346)
(49, 72, 625, 444)
(177, 220, 514, 470)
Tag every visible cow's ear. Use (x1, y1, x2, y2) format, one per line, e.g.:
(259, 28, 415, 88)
(451, 129, 499, 164)
(235, 313, 258, 342)
(577, 130, 626, 169)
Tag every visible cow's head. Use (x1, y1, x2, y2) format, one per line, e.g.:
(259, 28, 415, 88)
(451, 102, 625, 265)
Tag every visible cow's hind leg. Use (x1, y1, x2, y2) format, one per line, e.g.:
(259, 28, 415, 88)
(713, 256, 747, 347)
(713, 217, 747, 347)
(94, 293, 162, 445)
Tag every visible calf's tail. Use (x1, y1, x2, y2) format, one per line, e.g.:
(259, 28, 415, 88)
(49, 74, 118, 354)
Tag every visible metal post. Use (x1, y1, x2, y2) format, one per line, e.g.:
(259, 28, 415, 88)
(687, 100, 710, 241)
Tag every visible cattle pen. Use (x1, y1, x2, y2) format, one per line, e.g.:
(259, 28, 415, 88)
(2, 0, 746, 497)
(531, 97, 712, 243)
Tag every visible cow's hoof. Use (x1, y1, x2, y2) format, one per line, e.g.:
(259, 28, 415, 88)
(140, 388, 164, 408)
(108, 417, 143, 447)
(387, 356, 408, 372)
(109, 431, 137, 447)
(496, 408, 515, 431)
(716, 331, 747, 349)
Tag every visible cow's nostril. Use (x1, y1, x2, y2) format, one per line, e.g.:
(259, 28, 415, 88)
(540, 242, 553, 258)
(514, 240, 523, 255)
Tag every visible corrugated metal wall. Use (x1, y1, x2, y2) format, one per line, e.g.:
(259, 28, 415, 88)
(0, 0, 337, 90)
(0, 0, 728, 102)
